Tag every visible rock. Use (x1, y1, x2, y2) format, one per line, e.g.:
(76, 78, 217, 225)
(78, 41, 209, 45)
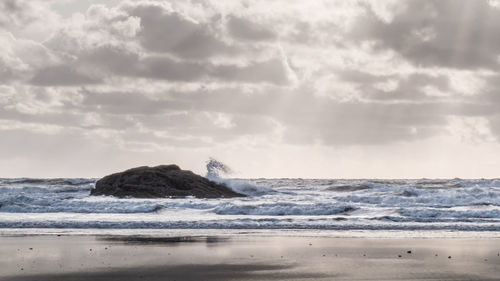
(90, 165, 245, 198)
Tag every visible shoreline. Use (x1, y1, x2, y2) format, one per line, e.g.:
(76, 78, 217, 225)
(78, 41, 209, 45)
(0, 232, 499, 280)
(1, 228, 500, 238)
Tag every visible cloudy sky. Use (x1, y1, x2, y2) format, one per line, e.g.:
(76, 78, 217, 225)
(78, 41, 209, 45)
(1, 0, 500, 178)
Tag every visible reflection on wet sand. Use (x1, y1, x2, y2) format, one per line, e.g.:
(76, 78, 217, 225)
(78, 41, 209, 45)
(98, 235, 230, 244)
(0, 235, 499, 281)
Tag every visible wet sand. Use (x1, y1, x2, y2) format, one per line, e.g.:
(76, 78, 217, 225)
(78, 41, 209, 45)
(0, 234, 499, 280)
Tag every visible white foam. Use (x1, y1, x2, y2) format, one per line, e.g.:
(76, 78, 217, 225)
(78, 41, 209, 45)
(213, 202, 356, 216)
(0, 177, 499, 231)
(215, 178, 275, 197)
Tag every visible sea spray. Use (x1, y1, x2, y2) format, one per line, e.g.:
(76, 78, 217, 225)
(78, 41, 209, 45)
(205, 158, 274, 196)
(0, 177, 499, 231)
(206, 158, 233, 179)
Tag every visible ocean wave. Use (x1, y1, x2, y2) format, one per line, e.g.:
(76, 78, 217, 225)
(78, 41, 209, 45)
(335, 186, 499, 207)
(325, 184, 372, 192)
(0, 176, 499, 231)
(374, 215, 500, 223)
(0, 178, 96, 186)
(0, 196, 165, 213)
(398, 208, 500, 219)
(213, 202, 356, 216)
(212, 178, 275, 197)
(0, 185, 94, 194)
(0, 219, 498, 231)
(0, 192, 234, 214)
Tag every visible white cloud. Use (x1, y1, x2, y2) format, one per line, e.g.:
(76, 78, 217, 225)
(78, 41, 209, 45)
(447, 116, 497, 143)
(0, 0, 61, 41)
(448, 71, 486, 96)
(1, 0, 500, 177)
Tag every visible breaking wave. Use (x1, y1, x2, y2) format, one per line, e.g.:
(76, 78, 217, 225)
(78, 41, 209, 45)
(0, 176, 499, 231)
(205, 158, 274, 196)
(214, 202, 356, 216)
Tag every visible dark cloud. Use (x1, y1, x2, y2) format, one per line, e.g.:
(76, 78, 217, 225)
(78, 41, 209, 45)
(74, 44, 289, 84)
(30, 65, 101, 86)
(3, 0, 500, 178)
(140, 56, 209, 81)
(0, 59, 20, 82)
(352, 0, 500, 70)
(212, 58, 290, 84)
(0, 0, 37, 28)
(80, 90, 173, 115)
(79, 45, 140, 75)
(226, 16, 276, 41)
(81, 46, 209, 81)
(124, 2, 235, 59)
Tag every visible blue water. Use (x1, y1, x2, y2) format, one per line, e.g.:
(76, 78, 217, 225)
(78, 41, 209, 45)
(0, 177, 499, 232)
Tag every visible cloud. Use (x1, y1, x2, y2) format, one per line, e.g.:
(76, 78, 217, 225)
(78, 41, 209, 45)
(2, 0, 500, 177)
(30, 65, 102, 86)
(0, 32, 59, 82)
(122, 1, 235, 59)
(352, 0, 500, 70)
(66, 84, 458, 147)
(212, 58, 291, 84)
(226, 15, 276, 41)
(0, 0, 60, 41)
(78, 45, 209, 82)
(0, 0, 40, 28)
(53, 43, 291, 84)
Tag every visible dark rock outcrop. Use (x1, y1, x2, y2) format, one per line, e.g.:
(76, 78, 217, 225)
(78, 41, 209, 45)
(90, 165, 244, 198)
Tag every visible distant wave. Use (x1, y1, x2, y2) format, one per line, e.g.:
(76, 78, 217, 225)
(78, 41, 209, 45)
(0, 195, 165, 213)
(325, 184, 372, 192)
(398, 208, 500, 219)
(0, 176, 499, 232)
(214, 202, 356, 216)
(0, 185, 94, 194)
(0, 178, 96, 186)
(0, 219, 498, 231)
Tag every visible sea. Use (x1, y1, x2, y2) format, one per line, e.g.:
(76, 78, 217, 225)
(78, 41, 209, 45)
(0, 172, 499, 236)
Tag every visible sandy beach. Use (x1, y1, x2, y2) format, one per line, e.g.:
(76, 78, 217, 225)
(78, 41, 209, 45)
(0, 233, 498, 281)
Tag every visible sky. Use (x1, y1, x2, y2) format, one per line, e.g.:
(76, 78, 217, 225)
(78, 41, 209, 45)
(1, 0, 500, 178)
